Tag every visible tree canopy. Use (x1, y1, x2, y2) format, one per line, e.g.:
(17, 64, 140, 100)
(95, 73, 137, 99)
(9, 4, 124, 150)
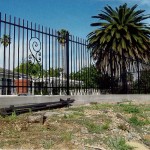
(87, 4, 150, 73)
(57, 29, 69, 46)
(15, 62, 62, 78)
(0, 34, 11, 47)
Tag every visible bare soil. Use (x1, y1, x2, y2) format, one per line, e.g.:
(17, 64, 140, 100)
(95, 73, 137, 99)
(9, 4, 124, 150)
(0, 101, 149, 150)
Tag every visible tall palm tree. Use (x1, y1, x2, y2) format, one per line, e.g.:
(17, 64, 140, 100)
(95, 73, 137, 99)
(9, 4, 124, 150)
(57, 29, 69, 78)
(0, 34, 11, 95)
(0, 34, 11, 47)
(87, 3, 150, 93)
(0, 34, 11, 71)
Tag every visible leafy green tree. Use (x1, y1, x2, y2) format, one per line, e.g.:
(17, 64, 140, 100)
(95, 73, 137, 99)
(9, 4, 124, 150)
(133, 69, 150, 93)
(15, 62, 62, 78)
(15, 62, 42, 78)
(127, 72, 134, 83)
(87, 4, 150, 93)
(71, 65, 100, 88)
(71, 65, 120, 93)
(45, 68, 62, 77)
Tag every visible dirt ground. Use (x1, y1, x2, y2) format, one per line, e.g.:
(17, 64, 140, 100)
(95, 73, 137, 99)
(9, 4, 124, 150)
(0, 101, 149, 150)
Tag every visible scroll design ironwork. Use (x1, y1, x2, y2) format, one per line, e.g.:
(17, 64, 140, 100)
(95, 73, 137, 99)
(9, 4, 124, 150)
(29, 37, 42, 80)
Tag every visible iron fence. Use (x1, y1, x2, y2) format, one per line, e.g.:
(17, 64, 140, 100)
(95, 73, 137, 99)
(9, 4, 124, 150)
(0, 13, 100, 95)
(97, 49, 150, 94)
(0, 13, 150, 95)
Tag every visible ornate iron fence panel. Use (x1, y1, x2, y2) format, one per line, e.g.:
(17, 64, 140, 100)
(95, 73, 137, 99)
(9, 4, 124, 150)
(0, 13, 98, 95)
(0, 13, 150, 95)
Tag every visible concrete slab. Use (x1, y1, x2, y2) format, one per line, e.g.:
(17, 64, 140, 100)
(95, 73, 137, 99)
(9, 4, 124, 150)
(0, 94, 150, 108)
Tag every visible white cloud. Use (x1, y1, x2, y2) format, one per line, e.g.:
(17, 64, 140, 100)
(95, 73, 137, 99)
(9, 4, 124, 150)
(119, 0, 150, 6)
(96, 0, 150, 6)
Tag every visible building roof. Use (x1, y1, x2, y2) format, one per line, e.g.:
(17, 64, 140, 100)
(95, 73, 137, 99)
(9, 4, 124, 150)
(0, 67, 27, 78)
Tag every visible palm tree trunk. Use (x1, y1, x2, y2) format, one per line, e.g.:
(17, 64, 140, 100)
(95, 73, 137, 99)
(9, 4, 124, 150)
(62, 45, 67, 78)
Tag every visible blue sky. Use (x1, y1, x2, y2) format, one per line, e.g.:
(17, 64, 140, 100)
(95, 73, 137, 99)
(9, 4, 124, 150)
(0, 0, 150, 39)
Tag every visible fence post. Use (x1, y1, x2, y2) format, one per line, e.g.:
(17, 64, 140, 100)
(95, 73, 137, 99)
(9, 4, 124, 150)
(66, 33, 69, 95)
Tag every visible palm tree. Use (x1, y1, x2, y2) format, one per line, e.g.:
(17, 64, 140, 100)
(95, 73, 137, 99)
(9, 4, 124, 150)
(87, 3, 150, 93)
(0, 34, 11, 47)
(57, 29, 69, 78)
(0, 34, 11, 95)
(0, 34, 11, 71)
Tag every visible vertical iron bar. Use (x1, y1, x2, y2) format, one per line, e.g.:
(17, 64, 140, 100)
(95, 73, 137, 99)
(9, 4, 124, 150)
(48, 28, 51, 94)
(0, 12, 1, 40)
(38, 24, 40, 95)
(80, 39, 83, 93)
(0, 13, 1, 94)
(22, 19, 25, 92)
(83, 39, 85, 93)
(34, 23, 36, 37)
(26, 21, 29, 94)
(13, 17, 16, 94)
(86, 41, 88, 93)
(70, 35, 73, 92)
(137, 60, 140, 93)
(58, 32, 61, 94)
(110, 49, 114, 94)
(41, 26, 44, 94)
(88, 43, 90, 91)
(55, 30, 57, 93)
(30, 22, 33, 93)
(75, 37, 78, 93)
(66, 33, 69, 95)
(78, 37, 80, 92)
(3, 14, 6, 95)
(7, 15, 11, 95)
(8, 15, 11, 82)
(52, 29, 54, 93)
(73, 36, 75, 93)
(17, 18, 20, 93)
(45, 27, 48, 94)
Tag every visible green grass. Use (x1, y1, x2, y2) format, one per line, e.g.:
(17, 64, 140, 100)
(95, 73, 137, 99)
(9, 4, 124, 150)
(89, 103, 113, 110)
(0, 141, 4, 148)
(119, 104, 140, 114)
(42, 139, 54, 149)
(129, 116, 149, 126)
(63, 111, 84, 119)
(76, 118, 109, 134)
(84, 136, 103, 145)
(67, 106, 86, 112)
(60, 132, 73, 142)
(0, 103, 149, 149)
(107, 136, 134, 150)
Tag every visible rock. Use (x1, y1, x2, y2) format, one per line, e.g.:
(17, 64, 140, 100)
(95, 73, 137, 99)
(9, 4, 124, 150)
(127, 132, 141, 141)
(127, 141, 149, 150)
(143, 134, 150, 141)
(116, 113, 127, 122)
(84, 145, 107, 150)
(127, 133, 133, 141)
(44, 112, 60, 118)
(28, 115, 44, 123)
(112, 128, 120, 133)
(32, 111, 45, 116)
(63, 111, 75, 115)
(14, 121, 29, 131)
(102, 110, 109, 113)
(81, 127, 88, 134)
